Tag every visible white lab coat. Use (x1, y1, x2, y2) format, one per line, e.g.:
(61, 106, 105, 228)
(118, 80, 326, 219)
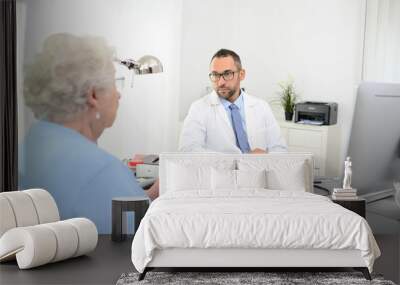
(179, 91, 287, 153)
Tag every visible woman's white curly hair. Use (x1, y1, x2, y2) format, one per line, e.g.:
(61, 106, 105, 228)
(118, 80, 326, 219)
(24, 33, 116, 122)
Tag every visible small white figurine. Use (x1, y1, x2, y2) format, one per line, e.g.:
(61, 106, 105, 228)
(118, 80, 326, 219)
(343, 157, 352, 189)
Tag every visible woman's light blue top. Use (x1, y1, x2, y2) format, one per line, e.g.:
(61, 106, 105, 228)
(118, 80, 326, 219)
(19, 120, 146, 234)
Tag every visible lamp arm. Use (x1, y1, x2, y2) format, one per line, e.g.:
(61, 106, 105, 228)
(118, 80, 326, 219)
(115, 58, 140, 70)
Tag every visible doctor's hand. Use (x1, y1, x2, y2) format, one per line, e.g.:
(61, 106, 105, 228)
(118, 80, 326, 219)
(249, 148, 267, 154)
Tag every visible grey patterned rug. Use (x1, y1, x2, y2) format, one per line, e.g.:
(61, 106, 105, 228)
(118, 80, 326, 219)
(116, 271, 396, 285)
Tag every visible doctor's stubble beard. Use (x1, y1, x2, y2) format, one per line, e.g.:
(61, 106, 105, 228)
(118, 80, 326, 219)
(216, 86, 238, 101)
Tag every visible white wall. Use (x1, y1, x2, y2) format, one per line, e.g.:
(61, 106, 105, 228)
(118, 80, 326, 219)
(363, 0, 400, 82)
(179, 0, 366, 172)
(18, 0, 182, 159)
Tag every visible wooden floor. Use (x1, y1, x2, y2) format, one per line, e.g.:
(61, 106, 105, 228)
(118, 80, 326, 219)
(0, 235, 398, 284)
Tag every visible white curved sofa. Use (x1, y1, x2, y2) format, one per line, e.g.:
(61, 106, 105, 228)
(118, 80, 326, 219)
(0, 189, 98, 269)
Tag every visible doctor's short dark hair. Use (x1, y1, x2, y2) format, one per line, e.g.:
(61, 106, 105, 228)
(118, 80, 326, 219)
(211, 49, 242, 70)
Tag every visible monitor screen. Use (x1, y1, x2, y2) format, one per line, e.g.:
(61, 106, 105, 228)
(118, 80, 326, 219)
(348, 82, 400, 195)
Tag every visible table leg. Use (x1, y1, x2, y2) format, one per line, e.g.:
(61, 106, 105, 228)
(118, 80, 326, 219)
(112, 200, 126, 241)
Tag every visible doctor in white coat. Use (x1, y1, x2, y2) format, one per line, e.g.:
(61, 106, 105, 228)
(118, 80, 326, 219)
(179, 49, 287, 154)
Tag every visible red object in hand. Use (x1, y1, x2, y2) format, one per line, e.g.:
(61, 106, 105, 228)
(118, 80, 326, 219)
(128, 160, 144, 168)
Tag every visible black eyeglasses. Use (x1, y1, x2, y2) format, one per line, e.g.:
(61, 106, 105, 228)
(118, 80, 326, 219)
(209, 70, 239, 82)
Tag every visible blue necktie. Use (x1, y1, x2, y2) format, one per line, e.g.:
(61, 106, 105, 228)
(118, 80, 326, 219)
(229, 104, 250, 153)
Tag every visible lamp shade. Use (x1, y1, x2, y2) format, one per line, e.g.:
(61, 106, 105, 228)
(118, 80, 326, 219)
(134, 55, 163, 75)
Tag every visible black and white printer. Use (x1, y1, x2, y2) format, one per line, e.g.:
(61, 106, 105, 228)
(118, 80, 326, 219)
(294, 101, 338, 125)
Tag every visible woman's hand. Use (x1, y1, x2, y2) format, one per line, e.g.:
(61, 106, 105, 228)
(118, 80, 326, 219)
(146, 179, 159, 201)
(249, 148, 267, 154)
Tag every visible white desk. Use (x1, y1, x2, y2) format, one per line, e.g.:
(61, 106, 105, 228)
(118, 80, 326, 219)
(278, 120, 341, 177)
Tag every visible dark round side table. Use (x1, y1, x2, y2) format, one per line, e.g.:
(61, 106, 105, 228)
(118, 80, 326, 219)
(111, 196, 150, 242)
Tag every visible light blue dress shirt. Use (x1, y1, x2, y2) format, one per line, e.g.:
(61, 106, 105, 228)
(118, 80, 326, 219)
(19, 120, 146, 234)
(219, 90, 247, 130)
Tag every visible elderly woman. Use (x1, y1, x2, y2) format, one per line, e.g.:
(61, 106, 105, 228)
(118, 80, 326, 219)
(20, 33, 158, 234)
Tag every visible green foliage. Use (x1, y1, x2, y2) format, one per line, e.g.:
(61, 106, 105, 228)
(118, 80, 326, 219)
(278, 79, 297, 113)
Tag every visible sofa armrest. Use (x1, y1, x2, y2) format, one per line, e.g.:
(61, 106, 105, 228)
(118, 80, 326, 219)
(0, 218, 97, 269)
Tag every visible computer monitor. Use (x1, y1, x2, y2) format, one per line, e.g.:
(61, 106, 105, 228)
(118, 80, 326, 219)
(347, 82, 400, 196)
(347, 82, 400, 233)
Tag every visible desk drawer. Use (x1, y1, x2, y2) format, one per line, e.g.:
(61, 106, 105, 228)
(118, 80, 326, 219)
(288, 129, 322, 148)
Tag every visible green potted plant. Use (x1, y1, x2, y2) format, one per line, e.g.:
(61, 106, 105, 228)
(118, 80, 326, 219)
(278, 78, 297, 121)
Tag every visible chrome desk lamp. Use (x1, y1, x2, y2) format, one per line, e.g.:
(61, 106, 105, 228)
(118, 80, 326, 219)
(115, 55, 163, 87)
(116, 55, 163, 74)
